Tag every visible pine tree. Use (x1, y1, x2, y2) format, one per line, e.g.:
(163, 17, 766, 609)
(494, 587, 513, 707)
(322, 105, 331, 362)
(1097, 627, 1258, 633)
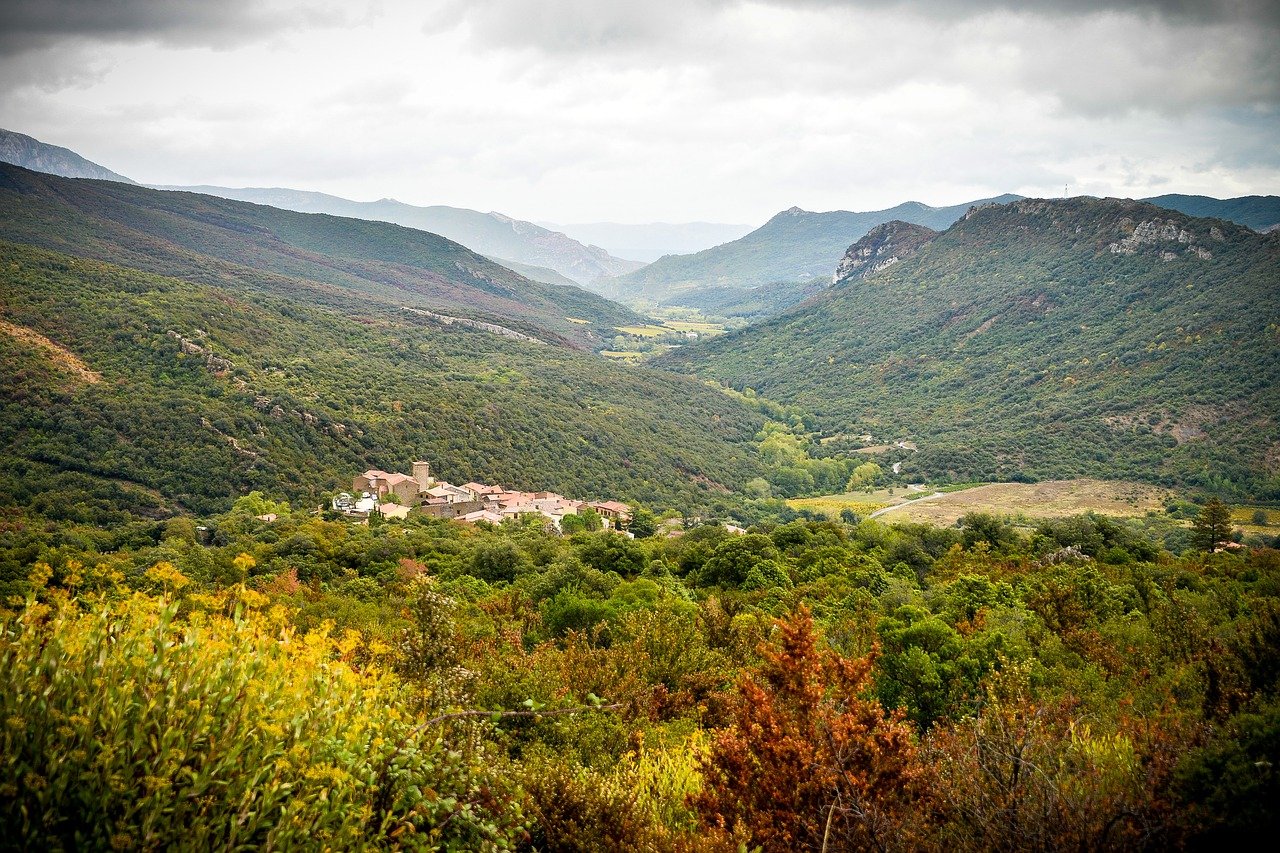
(1193, 499, 1234, 551)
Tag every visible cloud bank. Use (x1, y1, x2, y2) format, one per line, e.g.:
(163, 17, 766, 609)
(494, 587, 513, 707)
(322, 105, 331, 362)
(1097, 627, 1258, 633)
(0, 0, 1275, 223)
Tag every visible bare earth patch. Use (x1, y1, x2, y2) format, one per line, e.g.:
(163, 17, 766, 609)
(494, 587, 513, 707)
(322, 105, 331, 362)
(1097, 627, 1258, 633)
(884, 479, 1169, 526)
(0, 319, 101, 384)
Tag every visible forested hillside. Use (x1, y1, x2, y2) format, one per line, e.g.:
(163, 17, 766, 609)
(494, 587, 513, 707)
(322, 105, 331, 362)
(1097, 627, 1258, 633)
(1145, 193, 1280, 233)
(662, 197, 1280, 496)
(0, 164, 642, 348)
(0, 241, 765, 519)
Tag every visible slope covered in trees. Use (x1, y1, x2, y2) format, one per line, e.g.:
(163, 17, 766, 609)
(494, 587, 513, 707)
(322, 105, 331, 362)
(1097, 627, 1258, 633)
(1145, 193, 1280, 233)
(0, 241, 765, 519)
(0, 163, 642, 348)
(662, 197, 1280, 496)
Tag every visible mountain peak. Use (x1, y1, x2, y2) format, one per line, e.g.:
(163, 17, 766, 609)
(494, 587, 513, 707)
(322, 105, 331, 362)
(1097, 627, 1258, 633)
(0, 127, 135, 184)
(833, 220, 938, 284)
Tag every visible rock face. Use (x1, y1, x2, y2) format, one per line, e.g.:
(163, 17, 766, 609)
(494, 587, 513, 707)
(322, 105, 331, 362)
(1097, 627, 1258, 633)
(0, 128, 134, 183)
(833, 220, 938, 284)
(1108, 217, 1213, 261)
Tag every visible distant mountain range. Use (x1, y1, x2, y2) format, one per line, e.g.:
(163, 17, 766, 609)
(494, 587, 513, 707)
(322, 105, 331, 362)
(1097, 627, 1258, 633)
(1144, 194, 1280, 233)
(604, 195, 1024, 303)
(662, 197, 1280, 495)
(0, 128, 135, 184)
(0, 163, 642, 348)
(605, 191, 1280, 312)
(0, 128, 645, 288)
(544, 221, 754, 263)
(147, 185, 645, 287)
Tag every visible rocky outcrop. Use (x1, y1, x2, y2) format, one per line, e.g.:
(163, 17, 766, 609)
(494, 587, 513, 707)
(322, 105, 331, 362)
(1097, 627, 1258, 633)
(1108, 217, 1214, 260)
(168, 330, 233, 375)
(833, 221, 938, 284)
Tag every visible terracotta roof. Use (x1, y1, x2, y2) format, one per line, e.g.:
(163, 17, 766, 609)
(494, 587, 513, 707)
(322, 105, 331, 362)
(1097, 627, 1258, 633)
(382, 473, 416, 486)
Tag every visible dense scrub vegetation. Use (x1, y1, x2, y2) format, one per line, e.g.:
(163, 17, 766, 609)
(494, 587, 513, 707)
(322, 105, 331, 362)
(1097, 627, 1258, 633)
(2, 496, 1277, 849)
(0, 241, 765, 519)
(664, 198, 1280, 498)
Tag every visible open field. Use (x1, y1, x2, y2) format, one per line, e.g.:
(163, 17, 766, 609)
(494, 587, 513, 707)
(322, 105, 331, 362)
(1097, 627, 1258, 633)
(1232, 506, 1280, 538)
(615, 324, 669, 337)
(787, 487, 906, 518)
(791, 479, 1171, 525)
(662, 320, 726, 335)
(877, 479, 1170, 526)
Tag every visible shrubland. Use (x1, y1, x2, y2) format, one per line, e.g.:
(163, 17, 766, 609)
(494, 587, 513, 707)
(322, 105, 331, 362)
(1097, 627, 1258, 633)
(3, 497, 1277, 850)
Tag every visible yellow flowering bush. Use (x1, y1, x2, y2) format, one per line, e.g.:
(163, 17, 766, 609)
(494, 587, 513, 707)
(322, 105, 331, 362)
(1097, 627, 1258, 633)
(0, 587, 523, 850)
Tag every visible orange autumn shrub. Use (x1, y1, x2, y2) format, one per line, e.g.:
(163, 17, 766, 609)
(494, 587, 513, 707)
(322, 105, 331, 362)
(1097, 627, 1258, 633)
(694, 604, 928, 852)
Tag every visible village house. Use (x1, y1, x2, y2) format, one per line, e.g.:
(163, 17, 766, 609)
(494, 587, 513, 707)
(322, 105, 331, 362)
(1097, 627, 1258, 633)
(589, 500, 633, 526)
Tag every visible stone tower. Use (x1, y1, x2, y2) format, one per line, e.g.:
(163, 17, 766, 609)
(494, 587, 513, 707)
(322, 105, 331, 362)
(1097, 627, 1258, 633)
(412, 461, 433, 489)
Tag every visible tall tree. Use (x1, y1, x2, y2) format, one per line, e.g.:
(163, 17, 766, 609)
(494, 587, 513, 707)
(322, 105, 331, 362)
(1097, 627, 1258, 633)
(1193, 499, 1234, 552)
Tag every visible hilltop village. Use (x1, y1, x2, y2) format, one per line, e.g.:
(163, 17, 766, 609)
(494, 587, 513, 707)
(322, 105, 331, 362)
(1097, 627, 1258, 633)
(332, 461, 632, 532)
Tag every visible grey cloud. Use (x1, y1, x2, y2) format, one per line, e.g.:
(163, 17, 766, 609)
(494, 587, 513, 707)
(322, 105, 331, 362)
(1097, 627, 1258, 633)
(436, 0, 1279, 54)
(783, 1, 1280, 27)
(0, 0, 360, 55)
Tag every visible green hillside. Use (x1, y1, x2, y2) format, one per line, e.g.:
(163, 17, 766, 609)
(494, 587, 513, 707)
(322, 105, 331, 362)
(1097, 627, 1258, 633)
(607, 194, 1021, 303)
(0, 163, 643, 348)
(1144, 193, 1280, 232)
(662, 197, 1280, 496)
(0, 241, 764, 519)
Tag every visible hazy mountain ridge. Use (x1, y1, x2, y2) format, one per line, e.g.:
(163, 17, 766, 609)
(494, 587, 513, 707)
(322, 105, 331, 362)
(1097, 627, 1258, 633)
(605, 194, 1024, 302)
(150, 184, 645, 286)
(0, 128, 135, 184)
(0, 163, 644, 347)
(662, 196, 1280, 495)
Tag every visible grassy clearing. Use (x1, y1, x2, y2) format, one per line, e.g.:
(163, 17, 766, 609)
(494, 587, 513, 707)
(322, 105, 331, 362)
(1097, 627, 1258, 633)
(564, 317, 590, 325)
(663, 321, 726, 334)
(601, 350, 646, 361)
(787, 488, 907, 518)
(881, 479, 1169, 526)
(1232, 506, 1278, 536)
(615, 325, 669, 337)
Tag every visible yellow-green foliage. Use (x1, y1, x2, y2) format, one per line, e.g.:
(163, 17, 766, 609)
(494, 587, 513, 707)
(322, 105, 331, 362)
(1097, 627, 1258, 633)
(0, 582, 522, 850)
(605, 732, 708, 832)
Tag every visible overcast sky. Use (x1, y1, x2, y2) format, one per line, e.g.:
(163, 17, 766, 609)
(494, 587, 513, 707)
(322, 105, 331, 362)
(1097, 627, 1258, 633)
(1, 0, 1276, 224)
